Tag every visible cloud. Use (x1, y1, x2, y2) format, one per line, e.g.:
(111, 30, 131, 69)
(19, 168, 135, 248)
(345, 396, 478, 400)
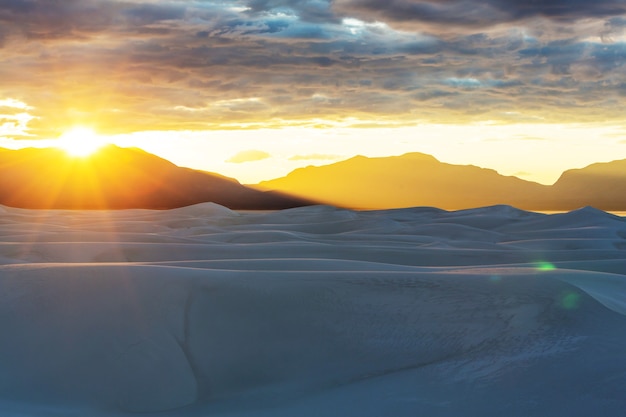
(0, 0, 625, 138)
(0, 97, 35, 137)
(245, 0, 338, 23)
(289, 153, 343, 161)
(0, 112, 35, 137)
(511, 135, 548, 141)
(0, 98, 32, 110)
(334, 0, 626, 28)
(227, 150, 272, 163)
(0, 0, 189, 40)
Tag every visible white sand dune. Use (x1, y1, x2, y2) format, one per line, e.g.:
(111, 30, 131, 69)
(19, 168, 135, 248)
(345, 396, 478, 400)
(0, 203, 625, 416)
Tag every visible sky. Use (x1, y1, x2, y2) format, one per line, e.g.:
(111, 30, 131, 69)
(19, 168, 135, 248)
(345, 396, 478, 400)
(1, 0, 626, 184)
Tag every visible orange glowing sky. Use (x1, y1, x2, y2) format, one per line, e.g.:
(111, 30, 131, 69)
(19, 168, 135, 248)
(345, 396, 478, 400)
(1, 1, 626, 184)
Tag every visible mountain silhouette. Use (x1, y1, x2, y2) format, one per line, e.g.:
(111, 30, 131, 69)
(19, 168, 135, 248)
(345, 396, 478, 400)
(257, 153, 626, 210)
(548, 159, 626, 211)
(0, 146, 312, 210)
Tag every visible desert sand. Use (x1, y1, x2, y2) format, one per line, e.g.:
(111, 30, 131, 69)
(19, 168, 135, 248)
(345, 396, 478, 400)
(0, 203, 625, 416)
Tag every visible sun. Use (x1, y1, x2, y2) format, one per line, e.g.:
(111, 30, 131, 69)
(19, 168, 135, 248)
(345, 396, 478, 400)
(57, 127, 107, 157)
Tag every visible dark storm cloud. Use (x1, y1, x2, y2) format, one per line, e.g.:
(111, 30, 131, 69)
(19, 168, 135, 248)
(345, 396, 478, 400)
(0, 0, 111, 39)
(123, 3, 186, 24)
(335, 0, 626, 27)
(0, 0, 625, 137)
(0, 1, 183, 41)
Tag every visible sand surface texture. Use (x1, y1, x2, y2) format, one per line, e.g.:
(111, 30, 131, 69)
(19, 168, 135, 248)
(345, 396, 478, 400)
(1, 203, 625, 416)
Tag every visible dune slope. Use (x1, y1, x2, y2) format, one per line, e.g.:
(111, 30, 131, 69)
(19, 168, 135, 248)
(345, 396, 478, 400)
(0, 204, 625, 416)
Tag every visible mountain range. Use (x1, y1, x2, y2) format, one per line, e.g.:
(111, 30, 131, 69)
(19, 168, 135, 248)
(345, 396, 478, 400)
(258, 152, 626, 211)
(1, 146, 625, 211)
(0, 146, 311, 210)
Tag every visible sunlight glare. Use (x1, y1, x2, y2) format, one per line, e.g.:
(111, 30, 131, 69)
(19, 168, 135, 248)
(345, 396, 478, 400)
(57, 127, 107, 157)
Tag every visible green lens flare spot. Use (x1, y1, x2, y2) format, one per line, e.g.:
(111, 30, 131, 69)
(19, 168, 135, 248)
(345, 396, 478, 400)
(535, 261, 556, 271)
(559, 292, 581, 310)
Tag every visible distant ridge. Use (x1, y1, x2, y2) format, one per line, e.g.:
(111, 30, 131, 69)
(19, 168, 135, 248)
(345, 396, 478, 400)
(0, 146, 312, 210)
(4, 147, 625, 211)
(257, 153, 626, 211)
(549, 159, 626, 211)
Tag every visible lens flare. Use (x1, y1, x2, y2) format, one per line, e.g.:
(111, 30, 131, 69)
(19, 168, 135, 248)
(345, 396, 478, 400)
(559, 291, 582, 310)
(535, 261, 556, 271)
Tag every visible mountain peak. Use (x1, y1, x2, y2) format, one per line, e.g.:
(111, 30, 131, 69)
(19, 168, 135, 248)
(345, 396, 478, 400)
(398, 152, 440, 162)
(0, 146, 312, 210)
(556, 158, 626, 181)
(347, 152, 439, 163)
(259, 153, 626, 211)
(259, 151, 544, 210)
